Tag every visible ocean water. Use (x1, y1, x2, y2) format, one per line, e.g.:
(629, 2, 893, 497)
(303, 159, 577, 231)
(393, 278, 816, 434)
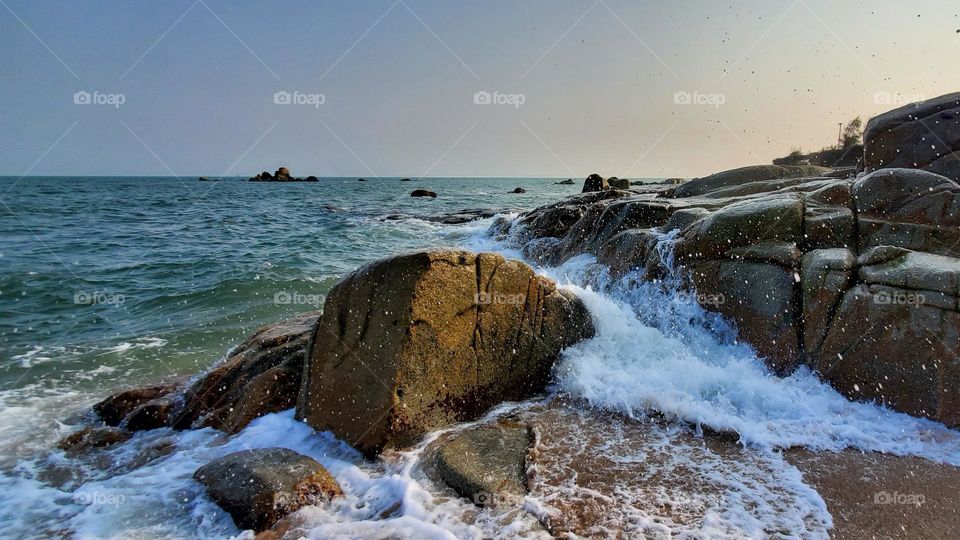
(2, 176, 959, 538)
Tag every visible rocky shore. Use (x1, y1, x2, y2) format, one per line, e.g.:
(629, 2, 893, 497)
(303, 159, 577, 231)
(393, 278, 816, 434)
(56, 92, 960, 537)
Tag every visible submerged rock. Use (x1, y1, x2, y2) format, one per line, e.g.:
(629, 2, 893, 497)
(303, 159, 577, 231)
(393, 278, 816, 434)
(510, 187, 526, 194)
(57, 426, 132, 454)
(296, 249, 594, 455)
(194, 448, 342, 532)
(411, 189, 437, 198)
(433, 423, 531, 506)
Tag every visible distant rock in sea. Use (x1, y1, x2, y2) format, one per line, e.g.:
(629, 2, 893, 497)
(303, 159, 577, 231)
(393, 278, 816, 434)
(556, 178, 575, 185)
(510, 187, 526, 193)
(401, 178, 413, 182)
(249, 167, 319, 182)
(410, 189, 437, 198)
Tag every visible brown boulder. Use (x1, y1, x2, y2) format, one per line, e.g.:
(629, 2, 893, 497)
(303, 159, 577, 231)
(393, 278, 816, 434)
(433, 423, 530, 506)
(295, 250, 594, 455)
(194, 448, 341, 532)
(57, 426, 132, 454)
(93, 381, 180, 426)
(174, 311, 320, 433)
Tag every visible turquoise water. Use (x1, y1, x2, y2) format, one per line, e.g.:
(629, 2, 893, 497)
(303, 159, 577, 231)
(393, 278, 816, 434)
(0, 176, 584, 395)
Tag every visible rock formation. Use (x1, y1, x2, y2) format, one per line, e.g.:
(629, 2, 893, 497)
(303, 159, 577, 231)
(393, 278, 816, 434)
(295, 250, 594, 455)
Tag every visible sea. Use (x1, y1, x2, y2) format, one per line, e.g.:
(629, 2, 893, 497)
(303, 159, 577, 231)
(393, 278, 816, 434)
(1, 176, 958, 539)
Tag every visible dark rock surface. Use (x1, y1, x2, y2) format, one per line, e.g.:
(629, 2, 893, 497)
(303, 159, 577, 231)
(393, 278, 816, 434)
(411, 189, 437, 198)
(433, 423, 531, 506)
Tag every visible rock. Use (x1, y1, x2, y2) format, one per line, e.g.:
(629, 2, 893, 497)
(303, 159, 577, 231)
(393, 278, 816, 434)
(123, 397, 175, 431)
(274, 167, 291, 180)
(250, 171, 273, 181)
(511, 189, 632, 242)
(305, 176, 318, 182)
(358, 178, 366, 181)
(672, 165, 831, 198)
(295, 250, 595, 455)
(411, 189, 437, 198)
(688, 260, 801, 373)
(800, 249, 856, 358)
(607, 177, 631, 190)
(554, 199, 674, 262)
(863, 92, 960, 181)
(93, 382, 180, 426)
(174, 311, 320, 433)
(556, 179, 575, 185)
(582, 173, 609, 193)
(194, 448, 342, 532)
(401, 178, 413, 182)
(510, 187, 526, 194)
(433, 423, 530, 506)
(57, 426, 131, 454)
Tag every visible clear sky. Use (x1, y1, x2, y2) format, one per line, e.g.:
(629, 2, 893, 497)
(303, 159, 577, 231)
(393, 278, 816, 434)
(1, 0, 958, 178)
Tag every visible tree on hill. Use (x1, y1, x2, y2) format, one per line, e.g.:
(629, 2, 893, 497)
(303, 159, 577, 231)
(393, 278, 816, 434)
(841, 116, 863, 149)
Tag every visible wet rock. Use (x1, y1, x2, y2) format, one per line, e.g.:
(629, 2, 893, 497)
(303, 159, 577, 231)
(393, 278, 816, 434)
(673, 165, 830, 198)
(863, 91, 960, 181)
(433, 423, 530, 506)
(607, 177, 631, 190)
(295, 250, 594, 455)
(174, 311, 320, 433)
(93, 382, 180, 426)
(123, 397, 175, 431)
(57, 426, 132, 454)
(556, 179, 575, 185)
(581, 173, 609, 193)
(510, 187, 526, 194)
(411, 189, 437, 198)
(194, 448, 342, 532)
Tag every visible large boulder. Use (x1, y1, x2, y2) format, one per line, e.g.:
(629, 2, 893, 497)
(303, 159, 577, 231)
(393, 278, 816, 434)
(93, 381, 181, 426)
(672, 165, 830, 198)
(194, 448, 342, 532)
(433, 423, 530, 506)
(174, 311, 320, 433)
(863, 92, 960, 181)
(295, 250, 594, 456)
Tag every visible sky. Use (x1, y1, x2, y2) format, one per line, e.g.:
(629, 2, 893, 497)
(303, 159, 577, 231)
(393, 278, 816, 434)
(0, 0, 958, 178)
